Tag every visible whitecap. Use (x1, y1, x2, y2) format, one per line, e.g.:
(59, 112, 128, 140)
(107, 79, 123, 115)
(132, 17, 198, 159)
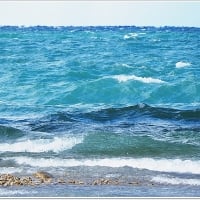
(121, 63, 132, 68)
(12, 157, 200, 174)
(123, 33, 138, 39)
(151, 39, 161, 42)
(123, 32, 146, 39)
(175, 61, 191, 68)
(0, 135, 83, 153)
(124, 33, 138, 40)
(152, 175, 200, 186)
(112, 74, 165, 84)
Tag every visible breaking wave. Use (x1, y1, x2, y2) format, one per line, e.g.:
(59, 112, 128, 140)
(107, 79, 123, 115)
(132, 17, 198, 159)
(11, 157, 200, 174)
(0, 136, 83, 153)
(175, 61, 191, 68)
(112, 75, 165, 84)
(153, 175, 200, 186)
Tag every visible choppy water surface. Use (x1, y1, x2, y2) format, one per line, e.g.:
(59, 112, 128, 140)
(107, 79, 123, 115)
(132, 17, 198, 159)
(0, 26, 200, 196)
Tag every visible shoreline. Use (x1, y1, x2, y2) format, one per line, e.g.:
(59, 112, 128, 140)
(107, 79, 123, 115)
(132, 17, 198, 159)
(0, 170, 159, 197)
(0, 171, 154, 187)
(1, 168, 200, 197)
(1, 178, 200, 197)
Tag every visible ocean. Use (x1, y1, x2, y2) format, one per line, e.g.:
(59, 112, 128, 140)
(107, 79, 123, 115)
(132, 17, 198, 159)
(0, 26, 199, 197)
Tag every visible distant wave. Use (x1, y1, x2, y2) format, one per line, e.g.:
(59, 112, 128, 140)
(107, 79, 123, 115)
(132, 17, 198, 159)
(175, 61, 191, 68)
(121, 63, 132, 68)
(12, 157, 200, 174)
(112, 75, 165, 84)
(124, 33, 138, 39)
(0, 135, 83, 153)
(123, 32, 146, 39)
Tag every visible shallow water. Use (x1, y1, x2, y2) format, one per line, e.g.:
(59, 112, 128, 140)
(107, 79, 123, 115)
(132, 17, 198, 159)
(1, 184, 200, 197)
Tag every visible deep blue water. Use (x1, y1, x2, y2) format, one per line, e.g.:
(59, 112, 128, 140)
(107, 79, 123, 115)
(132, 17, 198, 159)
(0, 26, 200, 196)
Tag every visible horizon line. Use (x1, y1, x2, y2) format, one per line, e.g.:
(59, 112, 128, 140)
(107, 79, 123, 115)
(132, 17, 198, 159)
(1, 25, 200, 28)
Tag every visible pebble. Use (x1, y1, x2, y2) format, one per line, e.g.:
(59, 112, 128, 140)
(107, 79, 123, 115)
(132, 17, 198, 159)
(33, 171, 53, 183)
(92, 178, 117, 185)
(128, 181, 140, 185)
(68, 179, 84, 185)
(57, 178, 66, 184)
(0, 174, 33, 187)
(0, 172, 142, 187)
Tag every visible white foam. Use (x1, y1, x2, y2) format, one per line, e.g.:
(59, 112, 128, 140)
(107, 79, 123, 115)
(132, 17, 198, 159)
(151, 39, 161, 42)
(0, 136, 83, 153)
(124, 33, 138, 39)
(0, 167, 24, 174)
(113, 75, 165, 84)
(121, 63, 132, 68)
(153, 176, 200, 186)
(175, 61, 191, 68)
(124, 32, 146, 39)
(0, 188, 37, 195)
(12, 157, 200, 174)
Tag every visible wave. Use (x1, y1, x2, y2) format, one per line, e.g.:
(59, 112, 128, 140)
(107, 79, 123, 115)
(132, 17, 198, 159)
(121, 63, 132, 68)
(124, 33, 138, 39)
(11, 157, 200, 174)
(0, 167, 24, 174)
(152, 175, 200, 186)
(112, 75, 165, 84)
(25, 104, 200, 158)
(70, 131, 200, 158)
(1, 128, 199, 158)
(81, 104, 200, 122)
(29, 104, 200, 132)
(0, 135, 83, 153)
(30, 112, 77, 132)
(175, 61, 191, 68)
(123, 32, 146, 39)
(0, 125, 24, 140)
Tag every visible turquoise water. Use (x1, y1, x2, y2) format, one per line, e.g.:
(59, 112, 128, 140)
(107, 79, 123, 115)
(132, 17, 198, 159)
(0, 26, 200, 196)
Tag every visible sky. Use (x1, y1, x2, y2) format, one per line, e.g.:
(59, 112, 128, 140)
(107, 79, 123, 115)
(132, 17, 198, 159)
(0, 1, 200, 27)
